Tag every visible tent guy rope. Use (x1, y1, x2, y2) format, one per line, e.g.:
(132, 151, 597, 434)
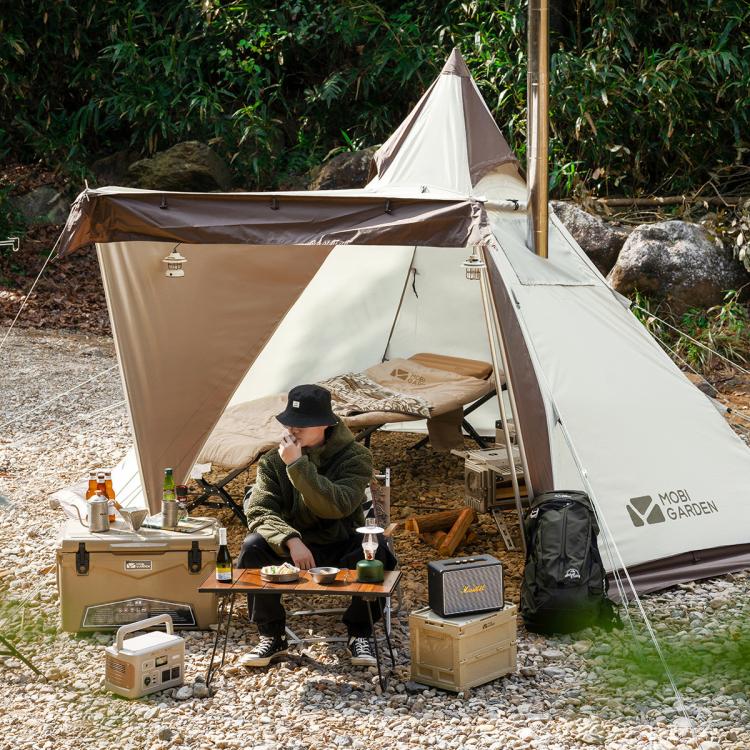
(0, 246, 56, 358)
(632, 304, 750, 377)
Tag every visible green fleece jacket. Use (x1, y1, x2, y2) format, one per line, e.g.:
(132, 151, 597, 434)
(244, 421, 372, 555)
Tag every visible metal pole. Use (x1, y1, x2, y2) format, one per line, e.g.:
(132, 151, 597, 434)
(527, 0, 549, 258)
(479, 245, 535, 506)
(477, 247, 528, 553)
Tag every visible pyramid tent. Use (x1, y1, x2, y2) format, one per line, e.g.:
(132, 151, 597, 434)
(54, 49, 750, 593)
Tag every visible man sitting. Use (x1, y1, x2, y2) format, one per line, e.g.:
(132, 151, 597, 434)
(237, 384, 395, 667)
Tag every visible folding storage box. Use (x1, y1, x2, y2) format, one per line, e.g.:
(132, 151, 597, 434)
(409, 604, 517, 691)
(55, 519, 219, 632)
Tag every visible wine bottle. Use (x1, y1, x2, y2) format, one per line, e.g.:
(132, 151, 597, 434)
(216, 527, 233, 582)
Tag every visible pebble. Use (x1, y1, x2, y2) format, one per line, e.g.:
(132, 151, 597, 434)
(193, 682, 210, 699)
(175, 686, 194, 701)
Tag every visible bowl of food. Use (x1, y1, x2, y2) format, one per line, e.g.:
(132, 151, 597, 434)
(260, 562, 300, 583)
(308, 566, 340, 585)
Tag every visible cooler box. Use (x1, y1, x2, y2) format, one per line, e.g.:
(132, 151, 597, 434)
(409, 604, 517, 692)
(56, 519, 219, 632)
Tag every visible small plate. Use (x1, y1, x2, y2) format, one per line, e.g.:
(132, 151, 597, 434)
(260, 565, 300, 583)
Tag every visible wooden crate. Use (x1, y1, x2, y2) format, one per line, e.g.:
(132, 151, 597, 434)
(409, 605, 517, 692)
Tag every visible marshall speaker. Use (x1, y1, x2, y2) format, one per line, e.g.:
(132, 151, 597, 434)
(428, 555, 504, 618)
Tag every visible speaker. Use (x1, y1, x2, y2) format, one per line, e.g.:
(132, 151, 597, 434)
(427, 554, 504, 617)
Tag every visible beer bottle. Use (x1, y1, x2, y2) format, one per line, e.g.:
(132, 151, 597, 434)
(85, 471, 98, 500)
(163, 468, 176, 503)
(216, 528, 233, 582)
(96, 472, 107, 497)
(104, 469, 121, 510)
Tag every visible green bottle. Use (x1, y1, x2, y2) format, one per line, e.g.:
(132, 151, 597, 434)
(163, 468, 176, 503)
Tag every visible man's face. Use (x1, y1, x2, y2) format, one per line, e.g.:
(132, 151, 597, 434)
(282, 424, 328, 448)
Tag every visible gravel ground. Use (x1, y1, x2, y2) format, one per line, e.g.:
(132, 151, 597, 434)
(0, 328, 749, 750)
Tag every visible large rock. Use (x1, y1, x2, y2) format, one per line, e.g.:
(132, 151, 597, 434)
(9, 186, 70, 225)
(90, 149, 139, 187)
(124, 141, 232, 192)
(308, 146, 378, 190)
(551, 201, 629, 275)
(608, 220, 748, 314)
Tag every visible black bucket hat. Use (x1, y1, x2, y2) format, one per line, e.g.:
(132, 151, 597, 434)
(275, 384, 338, 428)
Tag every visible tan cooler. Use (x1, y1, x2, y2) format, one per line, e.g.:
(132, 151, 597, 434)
(409, 604, 517, 692)
(56, 519, 219, 632)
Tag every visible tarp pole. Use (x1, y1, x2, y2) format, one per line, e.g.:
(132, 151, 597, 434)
(478, 245, 532, 552)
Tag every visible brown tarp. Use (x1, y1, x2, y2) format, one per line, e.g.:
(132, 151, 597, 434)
(99, 242, 333, 512)
(54, 188, 486, 258)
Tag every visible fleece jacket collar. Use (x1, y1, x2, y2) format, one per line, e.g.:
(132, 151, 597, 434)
(303, 420, 355, 467)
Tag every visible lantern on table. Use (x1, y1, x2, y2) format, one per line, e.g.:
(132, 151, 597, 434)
(355, 519, 384, 583)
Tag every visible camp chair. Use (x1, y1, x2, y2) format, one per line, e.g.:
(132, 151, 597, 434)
(189, 353, 499, 523)
(280, 469, 400, 645)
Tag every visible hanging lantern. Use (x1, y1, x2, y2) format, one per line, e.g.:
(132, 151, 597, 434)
(462, 253, 485, 281)
(162, 246, 187, 278)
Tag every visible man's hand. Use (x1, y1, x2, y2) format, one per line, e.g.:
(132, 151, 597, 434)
(286, 537, 315, 570)
(278, 431, 302, 466)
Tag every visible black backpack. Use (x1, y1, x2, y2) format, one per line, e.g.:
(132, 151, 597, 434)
(520, 490, 621, 635)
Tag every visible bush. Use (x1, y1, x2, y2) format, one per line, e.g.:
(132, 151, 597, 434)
(1, 1, 748, 194)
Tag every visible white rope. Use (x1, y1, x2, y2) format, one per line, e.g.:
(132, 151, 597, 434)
(557, 420, 697, 733)
(0, 365, 119, 432)
(0, 247, 56, 357)
(632, 303, 750, 376)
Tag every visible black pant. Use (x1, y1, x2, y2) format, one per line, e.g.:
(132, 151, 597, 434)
(236, 532, 396, 638)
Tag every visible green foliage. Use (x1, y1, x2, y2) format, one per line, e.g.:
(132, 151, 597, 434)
(1, 0, 749, 193)
(632, 289, 750, 373)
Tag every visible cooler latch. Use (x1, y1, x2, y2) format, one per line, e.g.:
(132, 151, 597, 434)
(76, 542, 89, 575)
(188, 541, 202, 574)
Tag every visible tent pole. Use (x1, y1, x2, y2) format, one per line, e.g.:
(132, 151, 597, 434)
(477, 245, 531, 553)
(380, 246, 418, 362)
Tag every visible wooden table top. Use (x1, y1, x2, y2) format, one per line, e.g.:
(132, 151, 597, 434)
(199, 568, 401, 597)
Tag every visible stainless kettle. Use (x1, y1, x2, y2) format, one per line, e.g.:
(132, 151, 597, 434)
(88, 493, 110, 532)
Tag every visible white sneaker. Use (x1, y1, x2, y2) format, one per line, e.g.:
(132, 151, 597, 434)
(347, 636, 377, 667)
(238, 635, 289, 667)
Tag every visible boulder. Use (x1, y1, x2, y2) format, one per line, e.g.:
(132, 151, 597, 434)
(124, 141, 232, 192)
(9, 186, 70, 225)
(308, 146, 378, 190)
(608, 220, 748, 314)
(551, 201, 629, 275)
(90, 150, 139, 187)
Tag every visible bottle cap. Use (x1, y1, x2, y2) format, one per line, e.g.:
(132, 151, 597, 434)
(218, 527, 227, 544)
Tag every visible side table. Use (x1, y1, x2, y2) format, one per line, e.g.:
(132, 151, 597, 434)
(199, 568, 402, 689)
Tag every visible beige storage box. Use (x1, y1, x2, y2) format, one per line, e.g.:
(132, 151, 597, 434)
(409, 604, 517, 691)
(56, 519, 219, 632)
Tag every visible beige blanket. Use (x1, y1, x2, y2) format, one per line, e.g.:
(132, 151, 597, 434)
(198, 358, 493, 468)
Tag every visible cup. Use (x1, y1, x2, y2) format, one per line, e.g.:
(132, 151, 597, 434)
(162, 500, 186, 530)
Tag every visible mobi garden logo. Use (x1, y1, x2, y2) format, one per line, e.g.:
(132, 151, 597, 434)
(626, 490, 719, 528)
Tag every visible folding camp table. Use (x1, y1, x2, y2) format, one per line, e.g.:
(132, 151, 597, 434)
(199, 568, 401, 690)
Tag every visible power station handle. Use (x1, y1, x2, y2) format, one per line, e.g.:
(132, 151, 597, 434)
(115, 614, 174, 651)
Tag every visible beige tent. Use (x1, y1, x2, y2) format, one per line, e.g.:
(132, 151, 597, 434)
(55, 49, 750, 593)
